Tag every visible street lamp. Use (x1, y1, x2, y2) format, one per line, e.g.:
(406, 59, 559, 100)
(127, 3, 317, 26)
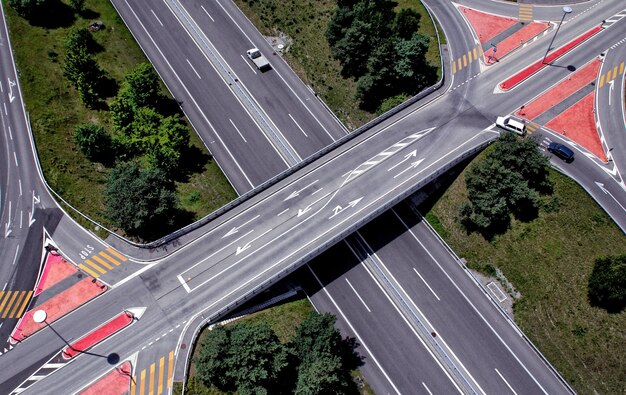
(33, 309, 76, 352)
(543, 6, 573, 64)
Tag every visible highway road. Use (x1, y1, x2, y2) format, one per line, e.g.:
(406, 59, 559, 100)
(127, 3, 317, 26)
(0, 0, 625, 394)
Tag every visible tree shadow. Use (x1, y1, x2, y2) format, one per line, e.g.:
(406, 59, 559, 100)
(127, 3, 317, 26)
(173, 145, 211, 182)
(28, 0, 75, 28)
(79, 8, 100, 20)
(155, 95, 185, 118)
(96, 74, 119, 99)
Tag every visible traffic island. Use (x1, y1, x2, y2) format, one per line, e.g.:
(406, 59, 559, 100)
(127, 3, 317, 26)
(34, 251, 78, 297)
(78, 361, 132, 395)
(62, 311, 134, 359)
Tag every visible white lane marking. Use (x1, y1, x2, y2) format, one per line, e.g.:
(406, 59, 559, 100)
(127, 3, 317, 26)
(19, 210, 22, 228)
(495, 368, 519, 395)
(3, 102, 7, 115)
(0, 79, 3, 92)
(200, 5, 214, 22)
(422, 382, 434, 395)
(18, 179, 21, 195)
(177, 275, 191, 293)
(413, 267, 440, 301)
(186, 58, 202, 79)
(150, 9, 164, 26)
(180, 229, 255, 277)
(122, 0, 254, 190)
(276, 208, 289, 217)
(235, 228, 273, 256)
(345, 278, 371, 312)
(307, 264, 402, 394)
(42, 363, 65, 369)
(241, 54, 256, 74)
(8, 125, 11, 140)
(11, 244, 19, 265)
(394, 211, 551, 395)
(13, 151, 18, 166)
(229, 118, 247, 143)
(222, 214, 259, 238)
(288, 113, 308, 137)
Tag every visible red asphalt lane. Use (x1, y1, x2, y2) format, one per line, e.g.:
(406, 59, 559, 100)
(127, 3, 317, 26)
(459, 6, 516, 44)
(34, 252, 77, 297)
(484, 22, 549, 64)
(79, 361, 132, 395)
(545, 92, 607, 162)
(499, 25, 603, 91)
(62, 311, 134, 359)
(515, 59, 601, 120)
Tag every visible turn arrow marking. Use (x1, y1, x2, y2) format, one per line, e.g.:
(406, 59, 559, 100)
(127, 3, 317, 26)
(7, 78, 15, 103)
(329, 197, 363, 219)
(28, 211, 35, 227)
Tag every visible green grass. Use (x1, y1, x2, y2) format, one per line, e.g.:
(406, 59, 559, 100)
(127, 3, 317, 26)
(428, 160, 626, 394)
(5, 0, 235, 236)
(232, 0, 442, 129)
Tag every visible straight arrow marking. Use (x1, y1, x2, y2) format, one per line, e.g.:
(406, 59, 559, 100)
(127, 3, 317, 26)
(222, 215, 260, 238)
(298, 191, 332, 217)
(236, 228, 273, 256)
(393, 158, 425, 179)
(284, 179, 318, 201)
(388, 150, 417, 171)
(608, 79, 614, 106)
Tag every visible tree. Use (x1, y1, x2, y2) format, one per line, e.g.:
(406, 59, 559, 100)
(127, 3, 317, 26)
(63, 28, 104, 107)
(588, 254, 626, 312)
(110, 88, 136, 136)
(69, 0, 84, 12)
(394, 8, 421, 39)
(295, 355, 349, 395)
(292, 313, 343, 365)
(146, 115, 190, 175)
(74, 123, 111, 162)
(105, 162, 178, 238)
(195, 326, 233, 390)
(8, 0, 49, 18)
(124, 63, 161, 108)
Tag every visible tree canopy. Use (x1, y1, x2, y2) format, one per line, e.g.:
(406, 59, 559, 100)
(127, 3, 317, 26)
(63, 28, 104, 108)
(9, 0, 50, 18)
(74, 123, 111, 162)
(588, 254, 626, 313)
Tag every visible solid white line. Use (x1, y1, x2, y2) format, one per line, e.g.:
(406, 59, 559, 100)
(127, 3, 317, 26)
(186, 58, 202, 79)
(413, 267, 441, 301)
(394, 211, 550, 394)
(229, 118, 247, 143)
(241, 54, 257, 74)
(422, 382, 434, 395)
(180, 229, 255, 276)
(345, 278, 371, 312)
(307, 264, 402, 394)
(177, 275, 192, 293)
(495, 368, 519, 395)
(42, 363, 65, 369)
(123, 0, 254, 190)
(150, 9, 164, 26)
(288, 113, 308, 137)
(200, 5, 214, 22)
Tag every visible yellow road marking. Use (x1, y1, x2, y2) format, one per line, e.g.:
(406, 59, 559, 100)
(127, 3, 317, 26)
(140, 369, 146, 395)
(79, 264, 100, 278)
(457, 57, 462, 71)
(620, 61, 624, 75)
(473, 47, 477, 60)
(100, 251, 121, 266)
(463, 54, 467, 67)
(599, 74, 605, 87)
(2, 292, 19, 318)
(15, 291, 33, 318)
(85, 259, 107, 274)
(8, 291, 26, 318)
(452, 61, 456, 74)
(606, 71, 612, 83)
(167, 351, 174, 388)
(158, 356, 165, 394)
(0, 292, 7, 314)
(92, 255, 113, 270)
(106, 248, 127, 261)
(149, 363, 155, 395)
(131, 376, 136, 395)
(613, 66, 618, 80)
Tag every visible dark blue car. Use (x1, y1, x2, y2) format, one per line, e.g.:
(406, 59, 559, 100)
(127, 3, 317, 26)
(548, 142, 574, 162)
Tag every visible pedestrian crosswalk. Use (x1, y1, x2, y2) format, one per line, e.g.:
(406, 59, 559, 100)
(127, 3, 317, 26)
(518, 4, 533, 22)
(598, 61, 624, 88)
(0, 290, 32, 320)
(131, 351, 174, 395)
(452, 45, 482, 74)
(78, 248, 127, 278)
(526, 121, 540, 135)
(602, 8, 626, 29)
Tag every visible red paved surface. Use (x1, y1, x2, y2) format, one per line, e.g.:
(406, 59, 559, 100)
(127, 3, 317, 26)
(515, 59, 601, 119)
(63, 311, 133, 359)
(500, 25, 603, 91)
(79, 361, 132, 395)
(11, 278, 107, 342)
(460, 6, 516, 44)
(484, 21, 549, 63)
(34, 252, 78, 297)
(545, 92, 607, 162)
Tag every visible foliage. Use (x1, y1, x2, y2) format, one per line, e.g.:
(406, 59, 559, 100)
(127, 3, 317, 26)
(460, 134, 551, 235)
(327, 0, 436, 111)
(105, 161, 178, 237)
(8, 0, 49, 18)
(295, 355, 348, 395)
(73, 123, 111, 162)
(123, 63, 160, 108)
(588, 254, 626, 312)
(69, 0, 84, 12)
(63, 28, 104, 108)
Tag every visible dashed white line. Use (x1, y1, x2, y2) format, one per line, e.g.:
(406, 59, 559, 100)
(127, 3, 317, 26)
(200, 5, 215, 22)
(277, 208, 289, 217)
(150, 9, 164, 26)
(241, 54, 257, 74)
(495, 368, 519, 395)
(186, 58, 202, 79)
(8, 125, 12, 140)
(288, 113, 308, 137)
(413, 267, 440, 301)
(229, 119, 247, 143)
(13, 151, 18, 166)
(345, 278, 371, 312)
(422, 382, 434, 395)
(3, 102, 7, 115)
(18, 179, 22, 196)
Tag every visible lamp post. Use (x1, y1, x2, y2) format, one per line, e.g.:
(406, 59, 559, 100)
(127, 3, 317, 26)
(33, 309, 76, 352)
(543, 6, 573, 64)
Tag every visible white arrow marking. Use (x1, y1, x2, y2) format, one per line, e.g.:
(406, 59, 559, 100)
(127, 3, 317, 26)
(222, 215, 260, 238)
(236, 228, 273, 256)
(7, 78, 15, 103)
(298, 191, 332, 217)
(32, 190, 40, 205)
(329, 197, 363, 219)
(393, 159, 425, 179)
(4, 222, 11, 238)
(284, 179, 318, 201)
(28, 211, 35, 227)
(388, 150, 417, 171)
(595, 182, 626, 212)
(608, 79, 614, 106)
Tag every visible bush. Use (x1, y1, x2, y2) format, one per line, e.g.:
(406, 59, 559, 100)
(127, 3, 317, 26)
(74, 123, 111, 162)
(588, 254, 626, 312)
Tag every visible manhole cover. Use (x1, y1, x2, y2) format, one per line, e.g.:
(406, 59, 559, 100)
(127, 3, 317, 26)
(181, 343, 187, 349)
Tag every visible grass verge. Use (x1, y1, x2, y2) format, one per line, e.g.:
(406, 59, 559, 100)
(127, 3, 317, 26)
(232, 0, 441, 129)
(4, 0, 235, 236)
(428, 160, 626, 394)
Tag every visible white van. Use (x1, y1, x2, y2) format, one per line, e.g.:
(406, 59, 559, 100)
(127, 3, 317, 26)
(496, 115, 526, 136)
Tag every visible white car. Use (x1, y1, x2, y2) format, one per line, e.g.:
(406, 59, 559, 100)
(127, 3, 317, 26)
(246, 48, 271, 71)
(496, 115, 526, 136)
